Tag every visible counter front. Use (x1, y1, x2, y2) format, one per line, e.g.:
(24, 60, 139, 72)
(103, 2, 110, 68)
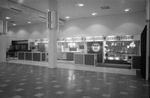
(18, 52, 47, 62)
(74, 53, 97, 66)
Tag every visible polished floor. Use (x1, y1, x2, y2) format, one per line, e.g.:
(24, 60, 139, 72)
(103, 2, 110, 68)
(0, 62, 149, 98)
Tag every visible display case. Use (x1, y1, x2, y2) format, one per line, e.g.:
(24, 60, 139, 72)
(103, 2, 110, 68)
(104, 40, 140, 64)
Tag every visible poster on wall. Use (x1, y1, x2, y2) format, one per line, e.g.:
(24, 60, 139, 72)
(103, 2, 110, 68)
(87, 42, 103, 63)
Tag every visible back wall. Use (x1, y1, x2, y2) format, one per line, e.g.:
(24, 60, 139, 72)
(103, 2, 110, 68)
(59, 11, 146, 40)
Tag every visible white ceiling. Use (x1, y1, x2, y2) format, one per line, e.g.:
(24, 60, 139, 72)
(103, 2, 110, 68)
(0, 0, 146, 26)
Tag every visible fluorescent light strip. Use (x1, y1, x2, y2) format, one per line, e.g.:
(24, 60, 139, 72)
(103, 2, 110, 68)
(92, 13, 97, 16)
(13, 24, 16, 26)
(125, 8, 130, 12)
(76, 3, 84, 7)
(27, 22, 31, 24)
(6, 17, 11, 19)
(65, 16, 70, 19)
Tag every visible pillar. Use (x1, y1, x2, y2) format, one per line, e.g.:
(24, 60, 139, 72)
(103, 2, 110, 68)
(146, 0, 149, 80)
(0, 12, 7, 62)
(48, 0, 59, 68)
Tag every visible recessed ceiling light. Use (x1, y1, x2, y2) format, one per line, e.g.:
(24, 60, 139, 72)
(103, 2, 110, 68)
(65, 16, 70, 19)
(76, 3, 84, 7)
(6, 17, 11, 19)
(18, 0, 24, 4)
(27, 22, 31, 24)
(125, 8, 130, 12)
(13, 24, 16, 26)
(92, 13, 98, 16)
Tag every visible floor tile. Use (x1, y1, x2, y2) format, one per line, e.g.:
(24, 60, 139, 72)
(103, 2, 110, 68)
(102, 94, 111, 97)
(92, 87, 100, 90)
(11, 95, 22, 98)
(36, 81, 42, 84)
(34, 93, 44, 97)
(120, 91, 129, 95)
(129, 85, 137, 89)
(15, 88, 24, 92)
(53, 85, 61, 88)
(75, 89, 83, 92)
(0, 84, 8, 87)
(0, 90, 3, 93)
(5, 79, 11, 82)
(18, 83, 26, 86)
(83, 96, 92, 98)
(35, 86, 43, 90)
(55, 91, 64, 95)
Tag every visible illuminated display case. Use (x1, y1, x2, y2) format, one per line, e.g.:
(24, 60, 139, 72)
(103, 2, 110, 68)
(104, 38, 140, 64)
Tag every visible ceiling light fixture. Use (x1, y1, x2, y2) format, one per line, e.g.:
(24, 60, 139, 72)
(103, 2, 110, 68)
(65, 16, 70, 19)
(92, 13, 98, 16)
(27, 22, 31, 24)
(18, 0, 24, 4)
(76, 3, 84, 7)
(125, 8, 130, 12)
(6, 17, 11, 19)
(13, 24, 16, 26)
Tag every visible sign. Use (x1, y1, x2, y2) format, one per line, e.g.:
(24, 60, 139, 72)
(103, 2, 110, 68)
(93, 36, 104, 41)
(15, 40, 28, 44)
(120, 35, 134, 41)
(58, 38, 65, 42)
(91, 43, 101, 52)
(42, 38, 49, 43)
(73, 37, 83, 42)
(106, 36, 119, 41)
(85, 37, 94, 42)
(65, 37, 73, 42)
(47, 11, 58, 29)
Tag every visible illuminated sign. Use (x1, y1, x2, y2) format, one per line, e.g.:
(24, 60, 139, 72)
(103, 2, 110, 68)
(120, 35, 134, 41)
(85, 37, 94, 42)
(73, 37, 83, 42)
(65, 37, 73, 42)
(93, 36, 104, 41)
(91, 43, 101, 52)
(106, 36, 119, 41)
(58, 38, 65, 42)
(16, 40, 28, 44)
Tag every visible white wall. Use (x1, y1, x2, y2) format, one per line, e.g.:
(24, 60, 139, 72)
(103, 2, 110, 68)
(59, 11, 146, 40)
(7, 22, 49, 48)
(7, 11, 146, 48)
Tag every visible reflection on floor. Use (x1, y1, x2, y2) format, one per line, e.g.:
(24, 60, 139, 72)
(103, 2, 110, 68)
(0, 62, 149, 98)
(8, 60, 136, 75)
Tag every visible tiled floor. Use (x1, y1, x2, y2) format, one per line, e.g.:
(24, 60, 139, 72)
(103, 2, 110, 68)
(0, 62, 149, 98)
(8, 60, 136, 75)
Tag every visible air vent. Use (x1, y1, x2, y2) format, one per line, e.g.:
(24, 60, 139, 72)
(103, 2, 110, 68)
(10, 7, 22, 13)
(100, 6, 110, 10)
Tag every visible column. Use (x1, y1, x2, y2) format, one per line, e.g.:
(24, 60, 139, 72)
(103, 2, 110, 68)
(48, 0, 59, 68)
(146, 0, 149, 80)
(0, 12, 7, 62)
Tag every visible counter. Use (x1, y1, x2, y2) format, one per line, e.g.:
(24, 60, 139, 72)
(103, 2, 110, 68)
(57, 52, 74, 61)
(74, 53, 97, 66)
(132, 56, 141, 69)
(18, 52, 47, 62)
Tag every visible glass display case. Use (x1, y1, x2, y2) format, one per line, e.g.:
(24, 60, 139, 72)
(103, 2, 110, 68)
(104, 41, 140, 64)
